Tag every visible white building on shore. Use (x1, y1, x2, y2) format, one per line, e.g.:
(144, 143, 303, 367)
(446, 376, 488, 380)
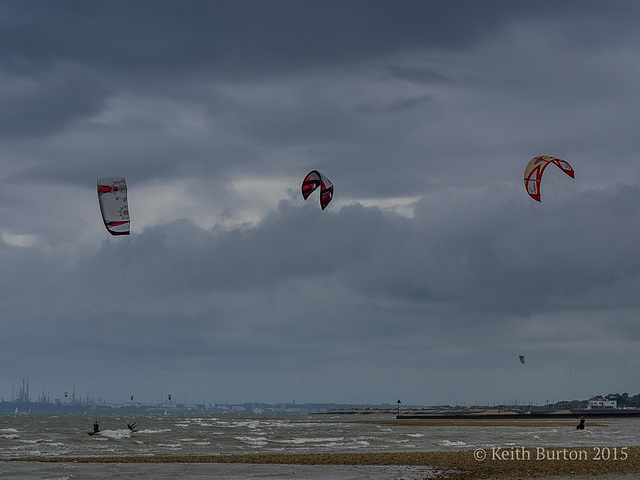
(587, 395, 617, 409)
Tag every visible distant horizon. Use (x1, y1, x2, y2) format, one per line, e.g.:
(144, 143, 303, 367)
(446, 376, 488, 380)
(1, 387, 624, 409)
(7, 377, 638, 408)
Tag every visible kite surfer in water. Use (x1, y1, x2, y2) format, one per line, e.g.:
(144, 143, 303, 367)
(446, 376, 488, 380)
(93, 421, 100, 433)
(127, 417, 141, 432)
(577, 415, 585, 430)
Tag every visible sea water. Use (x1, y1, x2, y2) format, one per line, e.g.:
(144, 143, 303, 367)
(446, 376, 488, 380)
(0, 414, 637, 479)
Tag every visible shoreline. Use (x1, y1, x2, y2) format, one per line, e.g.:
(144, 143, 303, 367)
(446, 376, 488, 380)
(4, 446, 640, 479)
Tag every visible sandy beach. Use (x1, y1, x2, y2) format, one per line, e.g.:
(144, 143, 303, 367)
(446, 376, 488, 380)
(8, 446, 640, 479)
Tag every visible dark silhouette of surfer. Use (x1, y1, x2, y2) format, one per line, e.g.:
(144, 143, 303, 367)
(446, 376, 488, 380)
(576, 415, 585, 430)
(127, 417, 140, 432)
(93, 421, 100, 433)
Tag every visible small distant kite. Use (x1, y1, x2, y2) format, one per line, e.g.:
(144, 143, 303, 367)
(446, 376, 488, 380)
(301, 170, 334, 210)
(524, 156, 574, 202)
(519, 355, 525, 364)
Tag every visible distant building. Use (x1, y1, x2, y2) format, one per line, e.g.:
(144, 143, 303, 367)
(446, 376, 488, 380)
(588, 396, 617, 409)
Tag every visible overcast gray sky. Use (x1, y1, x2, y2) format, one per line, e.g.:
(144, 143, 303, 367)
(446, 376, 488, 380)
(2, 0, 640, 406)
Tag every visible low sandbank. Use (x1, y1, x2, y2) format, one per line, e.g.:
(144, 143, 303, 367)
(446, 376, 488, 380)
(344, 418, 601, 427)
(5, 447, 640, 479)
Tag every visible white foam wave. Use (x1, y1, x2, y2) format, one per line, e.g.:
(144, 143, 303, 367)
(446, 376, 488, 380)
(526, 429, 558, 435)
(92, 429, 130, 439)
(435, 440, 468, 447)
(346, 440, 371, 449)
(273, 436, 345, 445)
(234, 435, 268, 446)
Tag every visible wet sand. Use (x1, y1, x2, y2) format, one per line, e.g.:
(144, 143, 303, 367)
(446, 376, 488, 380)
(7, 447, 640, 479)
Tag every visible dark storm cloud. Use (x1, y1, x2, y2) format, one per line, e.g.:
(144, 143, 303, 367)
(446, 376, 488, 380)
(0, 1, 513, 76)
(4, 1, 633, 79)
(2, 1, 638, 190)
(0, 67, 110, 139)
(2, 178, 640, 403)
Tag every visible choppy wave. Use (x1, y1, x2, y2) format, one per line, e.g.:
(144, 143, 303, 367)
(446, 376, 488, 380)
(435, 439, 468, 447)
